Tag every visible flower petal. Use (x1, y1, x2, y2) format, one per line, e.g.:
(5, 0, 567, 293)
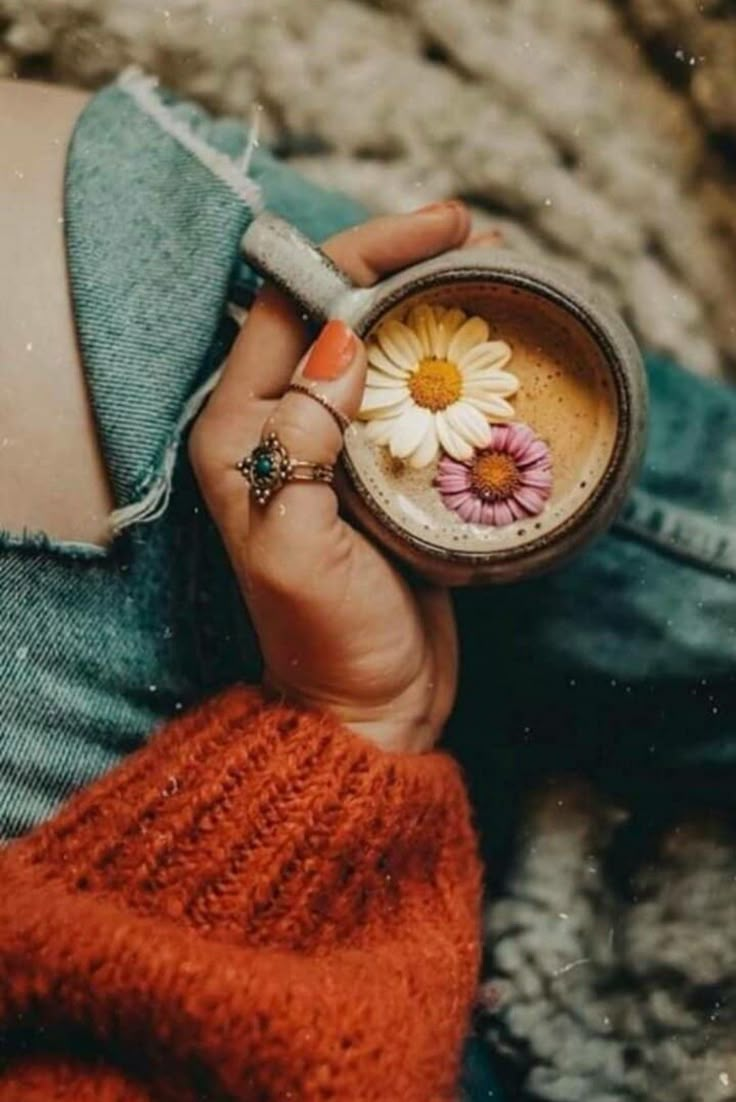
(360, 386, 410, 416)
(457, 496, 479, 522)
(462, 393, 516, 420)
(376, 320, 423, 371)
(493, 501, 515, 527)
(445, 402, 493, 448)
(367, 343, 411, 379)
(458, 340, 512, 372)
(520, 470, 553, 491)
(488, 425, 510, 451)
(518, 440, 552, 467)
(448, 317, 490, 363)
(424, 305, 445, 358)
(443, 490, 473, 507)
(408, 418, 440, 468)
(514, 488, 546, 515)
(463, 371, 520, 396)
(405, 305, 435, 358)
(363, 417, 396, 446)
(504, 424, 535, 457)
(436, 473, 471, 492)
(436, 410, 474, 461)
(366, 368, 406, 389)
(435, 308, 467, 358)
(389, 406, 432, 460)
(507, 496, 527, 521)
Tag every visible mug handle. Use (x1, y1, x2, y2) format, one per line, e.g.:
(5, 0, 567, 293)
(240, 212, 360, 326)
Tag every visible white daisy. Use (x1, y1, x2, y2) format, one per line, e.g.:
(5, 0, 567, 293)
(359, 304, 519, 468)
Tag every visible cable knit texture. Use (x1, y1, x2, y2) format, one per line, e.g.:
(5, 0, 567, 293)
(0, 686, 482, 1101)
(1, 0, 735, 377)
(480, 784, 736, 1102)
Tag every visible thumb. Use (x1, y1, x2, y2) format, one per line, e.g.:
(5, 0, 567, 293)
(245, 320, 367, 584)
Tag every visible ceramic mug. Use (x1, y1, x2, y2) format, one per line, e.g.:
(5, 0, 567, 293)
(240, 211, 647, 585)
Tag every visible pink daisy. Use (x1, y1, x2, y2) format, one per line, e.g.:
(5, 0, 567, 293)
(434, 423, 552, 527)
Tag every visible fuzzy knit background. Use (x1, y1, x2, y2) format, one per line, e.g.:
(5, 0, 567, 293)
(2, 2, 735, 1100)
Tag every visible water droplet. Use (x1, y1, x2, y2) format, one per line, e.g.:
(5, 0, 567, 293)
(149, 684, 158, 693)
(25, 342, 33, 352)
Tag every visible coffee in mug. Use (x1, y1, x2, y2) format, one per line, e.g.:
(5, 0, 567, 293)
(241, 213, 647, 585)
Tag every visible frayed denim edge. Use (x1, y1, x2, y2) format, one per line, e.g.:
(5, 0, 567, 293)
(0, 365, 224, 560)
(109, 364, 224, 536)
(117, 67, 264, 212)
(0, 528, 110, 560)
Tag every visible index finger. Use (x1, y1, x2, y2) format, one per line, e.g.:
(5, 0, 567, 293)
(207, 202, 471, 417)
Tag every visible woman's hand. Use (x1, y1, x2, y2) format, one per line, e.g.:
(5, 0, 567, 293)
(190, 203, 471, 752)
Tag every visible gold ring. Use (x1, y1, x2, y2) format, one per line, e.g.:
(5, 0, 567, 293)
(236, 432, 334, 506)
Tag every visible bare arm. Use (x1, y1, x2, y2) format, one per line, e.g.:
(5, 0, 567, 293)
(0, 79, 113, 546)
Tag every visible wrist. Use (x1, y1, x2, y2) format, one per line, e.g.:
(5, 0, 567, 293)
(261, 674, 444, 754)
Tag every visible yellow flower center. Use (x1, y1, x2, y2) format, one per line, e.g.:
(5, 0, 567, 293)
(471, 452, 520, 501)
(408, 358, 462, 412)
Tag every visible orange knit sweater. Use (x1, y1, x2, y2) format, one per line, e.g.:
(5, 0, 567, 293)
(0, 686, 482, 1101)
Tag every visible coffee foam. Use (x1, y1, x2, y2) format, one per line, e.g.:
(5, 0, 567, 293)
(343, 282, 619, 559)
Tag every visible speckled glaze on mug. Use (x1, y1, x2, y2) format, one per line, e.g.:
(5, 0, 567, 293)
(241, 212, 648, 585)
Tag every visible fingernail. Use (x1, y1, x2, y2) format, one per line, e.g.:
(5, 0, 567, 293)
(414, 199, 466, 217)
(470, 229, 505, 246)
(302, 320, 358, 381)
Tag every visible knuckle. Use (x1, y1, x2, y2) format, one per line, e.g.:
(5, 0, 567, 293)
(269, 408, 336, 464)
(321, 234, 374, 288)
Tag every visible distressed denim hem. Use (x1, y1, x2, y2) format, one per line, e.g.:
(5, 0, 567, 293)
(117, 68, 264, 213)
(31, 68, 265, 561)
(0, 529, 110, 560)
(109, 364, 224, 536)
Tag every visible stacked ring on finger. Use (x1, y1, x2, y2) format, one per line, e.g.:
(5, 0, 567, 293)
(237, 432, 335, 506)
(285, 383, 351, 434)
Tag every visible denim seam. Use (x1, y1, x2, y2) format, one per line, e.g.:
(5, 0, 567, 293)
(615, 486, 736, 579)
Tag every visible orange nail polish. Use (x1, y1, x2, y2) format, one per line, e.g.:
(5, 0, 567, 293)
(303, 320, 357, 381)
(415, 199, 465, 216)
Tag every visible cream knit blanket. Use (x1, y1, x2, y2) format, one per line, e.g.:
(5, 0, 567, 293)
(2, 0, 735, 380)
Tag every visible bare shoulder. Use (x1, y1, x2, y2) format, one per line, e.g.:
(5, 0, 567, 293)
(0, 80, 114, 547)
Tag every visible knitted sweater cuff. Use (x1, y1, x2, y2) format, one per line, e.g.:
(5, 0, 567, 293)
(0, 686, 482, 1101)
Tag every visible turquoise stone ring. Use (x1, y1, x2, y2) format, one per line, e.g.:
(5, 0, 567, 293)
(237, 432, 335, 506)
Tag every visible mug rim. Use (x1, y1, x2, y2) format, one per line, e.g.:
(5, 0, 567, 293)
(341, 257, 647, 578)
